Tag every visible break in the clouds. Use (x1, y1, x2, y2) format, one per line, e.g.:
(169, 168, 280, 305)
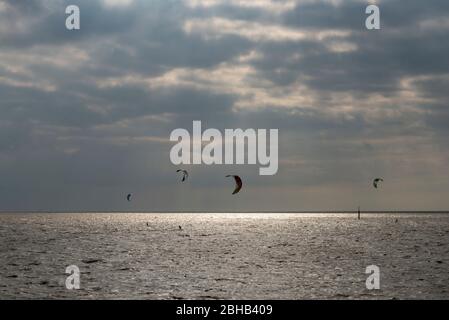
(0, 0, 448, 211)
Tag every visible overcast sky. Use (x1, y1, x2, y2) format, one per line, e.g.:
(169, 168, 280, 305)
(1, 0, 449, 212)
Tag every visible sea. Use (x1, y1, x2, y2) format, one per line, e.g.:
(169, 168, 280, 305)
(0, 213, 448, 299)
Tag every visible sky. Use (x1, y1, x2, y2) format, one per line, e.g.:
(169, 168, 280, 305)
(0, 0, 449, 212)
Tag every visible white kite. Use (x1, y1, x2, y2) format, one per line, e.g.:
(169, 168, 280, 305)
(177, 169, 189, 182)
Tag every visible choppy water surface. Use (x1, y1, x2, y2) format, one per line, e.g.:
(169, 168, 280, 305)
(0, 213, 448, 299)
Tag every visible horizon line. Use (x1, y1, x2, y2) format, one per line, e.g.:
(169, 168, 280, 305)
(1, 210, 449, 214)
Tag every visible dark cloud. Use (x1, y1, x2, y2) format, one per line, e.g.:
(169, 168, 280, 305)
(251, 0, 449, 94)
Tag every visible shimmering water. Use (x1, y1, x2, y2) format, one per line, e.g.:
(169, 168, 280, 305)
(0, 213, 448, 299)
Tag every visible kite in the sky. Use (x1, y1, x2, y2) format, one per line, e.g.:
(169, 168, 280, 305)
(177, 169, 189, 182)
(126, 193, 132, 202)
(226, 175, 243, 195)
(373, 178, 384, 189)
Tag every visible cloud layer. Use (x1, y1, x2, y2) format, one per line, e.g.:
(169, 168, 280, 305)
(0, 0, 448, 211)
